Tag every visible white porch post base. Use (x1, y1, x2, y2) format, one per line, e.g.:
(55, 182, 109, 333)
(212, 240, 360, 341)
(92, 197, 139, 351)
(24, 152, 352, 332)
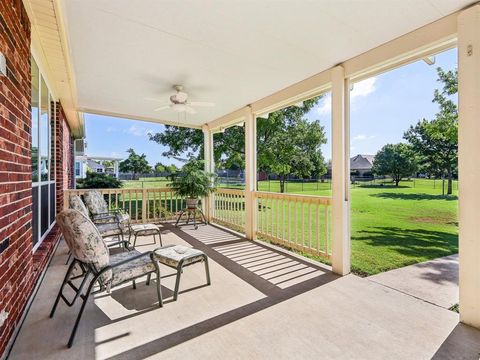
(331, 65, 351, 276)
(458, 4, 480, 329)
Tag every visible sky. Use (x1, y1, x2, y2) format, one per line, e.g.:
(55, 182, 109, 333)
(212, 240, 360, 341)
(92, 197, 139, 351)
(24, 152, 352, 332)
(311, 47, 458, 160)
(84, 48, 457, 166)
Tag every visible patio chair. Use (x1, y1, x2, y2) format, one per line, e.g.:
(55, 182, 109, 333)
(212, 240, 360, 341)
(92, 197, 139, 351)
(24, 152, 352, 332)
(70, 194, 127, 241)
(51, 209, 163, 348)
(83, 189, 130, 225)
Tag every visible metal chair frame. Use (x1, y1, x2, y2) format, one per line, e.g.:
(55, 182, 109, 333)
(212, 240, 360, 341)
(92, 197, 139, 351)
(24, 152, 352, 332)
(50, 251, 162, 348)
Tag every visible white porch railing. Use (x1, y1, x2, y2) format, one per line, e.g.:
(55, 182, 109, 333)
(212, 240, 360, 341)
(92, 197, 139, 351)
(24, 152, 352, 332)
(64, 187, 332, 259)
(64, 188, 187, 223)
(255, 191, 332, 259)
(212, 188, 246, 233)
(211, 188, 332, 259)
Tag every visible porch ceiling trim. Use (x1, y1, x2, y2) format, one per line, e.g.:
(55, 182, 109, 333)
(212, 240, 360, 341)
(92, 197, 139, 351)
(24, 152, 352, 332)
(206, 8, 461, 132)
(23, 0, 85, 138)
(78, 108, 202, 130)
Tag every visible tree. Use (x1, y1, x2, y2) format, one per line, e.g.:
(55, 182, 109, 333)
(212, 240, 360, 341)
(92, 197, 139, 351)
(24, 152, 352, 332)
(76, 172, 122, 189)
(257, 109, 327, 192)
(165, 164, 179, 174)
(404, 67, 458, 195)
(372, 143, 417, 186)
(149, 97, 328, 192)
(154, 162, 166, 174)
(119, 148, 152, 179)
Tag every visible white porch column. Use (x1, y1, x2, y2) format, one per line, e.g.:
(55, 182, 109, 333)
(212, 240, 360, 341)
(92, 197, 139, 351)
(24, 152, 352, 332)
(458, 4, 480, 329)
(113, 161, 119, 179)
(244, 107, 257, 240)
(331, 65, 351, 275)
(202, 125, 215, 222)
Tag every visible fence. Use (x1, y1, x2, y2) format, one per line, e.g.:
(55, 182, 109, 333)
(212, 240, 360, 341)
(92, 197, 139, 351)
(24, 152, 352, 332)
(64, 188, 189, 223)
(255, 192, 332, 259)
(213, 188, 246, 233)
(65, 187, 333, 259)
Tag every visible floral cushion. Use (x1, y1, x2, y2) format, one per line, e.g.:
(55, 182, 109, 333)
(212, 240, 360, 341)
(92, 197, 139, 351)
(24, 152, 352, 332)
(110, 250, 156, 286)
(69, 195, 89, 217)
(92, 213, 117, 224)
(153, 245, 206, 268)
(130, 224, 161, 236)
(57, 209, 112, 284)
(97, 222, 124, 237)
(84, 190, 109, 216)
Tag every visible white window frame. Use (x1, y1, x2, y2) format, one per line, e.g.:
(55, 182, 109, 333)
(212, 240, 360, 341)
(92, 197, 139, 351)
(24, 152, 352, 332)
(31, 57, 57, 253)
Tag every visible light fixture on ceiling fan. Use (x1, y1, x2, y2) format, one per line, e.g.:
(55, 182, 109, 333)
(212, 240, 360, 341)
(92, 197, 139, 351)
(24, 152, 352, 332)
(153, 85, 215, 114)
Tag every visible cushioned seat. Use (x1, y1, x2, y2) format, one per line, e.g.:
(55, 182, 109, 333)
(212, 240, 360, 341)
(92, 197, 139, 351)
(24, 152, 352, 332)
(110, 250, 156, 286)
(128, 223, 162, 248)
(154, 245, 206, 268)
(153, 245, 210, 301)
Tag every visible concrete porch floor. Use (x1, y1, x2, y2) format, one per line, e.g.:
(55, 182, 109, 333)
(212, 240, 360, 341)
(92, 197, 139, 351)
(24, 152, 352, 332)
(8, 224, 480, 360)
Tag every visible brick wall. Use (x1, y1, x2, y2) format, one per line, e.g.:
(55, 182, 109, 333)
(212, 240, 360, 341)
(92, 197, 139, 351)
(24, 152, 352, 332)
(0, 2, 74, 357)
(0, 0, 33, 355)
(54, 104, 73, 213)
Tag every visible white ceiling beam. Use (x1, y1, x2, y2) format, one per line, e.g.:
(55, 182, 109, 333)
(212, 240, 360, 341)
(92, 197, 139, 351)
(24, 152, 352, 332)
(343, 10, 458, 81)
(78, 107, 202, 129)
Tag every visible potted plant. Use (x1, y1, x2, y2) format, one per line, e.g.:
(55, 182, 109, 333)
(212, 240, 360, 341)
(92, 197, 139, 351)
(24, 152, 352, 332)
(169, 160, 217, 209)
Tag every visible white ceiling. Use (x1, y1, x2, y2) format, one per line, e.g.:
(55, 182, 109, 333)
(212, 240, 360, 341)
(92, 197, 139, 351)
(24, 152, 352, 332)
(63, 0, 474, 127)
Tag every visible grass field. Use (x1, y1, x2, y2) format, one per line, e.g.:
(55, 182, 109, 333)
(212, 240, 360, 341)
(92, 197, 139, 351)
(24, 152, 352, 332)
(122, 177, 458, 276)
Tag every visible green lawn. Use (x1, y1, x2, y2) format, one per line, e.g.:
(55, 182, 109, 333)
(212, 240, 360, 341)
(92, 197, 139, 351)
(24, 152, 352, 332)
(121, 177, 458, 276)
(300, 179, 458, 276)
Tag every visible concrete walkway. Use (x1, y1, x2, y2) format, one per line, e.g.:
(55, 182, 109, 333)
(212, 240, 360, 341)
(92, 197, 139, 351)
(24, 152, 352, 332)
(368, 254, 459, 309)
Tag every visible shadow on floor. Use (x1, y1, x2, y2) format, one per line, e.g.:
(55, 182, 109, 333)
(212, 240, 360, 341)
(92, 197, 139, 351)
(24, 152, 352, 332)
(104, 224, 339, 359)
(431, 323, 480, 360)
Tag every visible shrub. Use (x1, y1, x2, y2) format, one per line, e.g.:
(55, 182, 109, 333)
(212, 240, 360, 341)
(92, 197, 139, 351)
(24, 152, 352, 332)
(76, 172, 122, 189)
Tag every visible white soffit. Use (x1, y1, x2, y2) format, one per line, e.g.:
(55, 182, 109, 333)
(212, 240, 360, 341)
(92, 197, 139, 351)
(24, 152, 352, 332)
(62, 0, 474, 127)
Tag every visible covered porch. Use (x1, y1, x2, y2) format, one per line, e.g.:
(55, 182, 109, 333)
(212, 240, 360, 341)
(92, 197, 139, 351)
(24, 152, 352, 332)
(9, 224, 480, 360)
(11, 0, 480, 357)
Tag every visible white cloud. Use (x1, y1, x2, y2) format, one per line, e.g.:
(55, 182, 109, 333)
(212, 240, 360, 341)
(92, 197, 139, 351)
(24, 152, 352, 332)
(353, 134, 367, 141)
(125, 125, 157, 137)
(106, 127, 117, 133)
(317, 93, 331, 115)
(315, 77, 376, 116)
(351, 77, 377, 99)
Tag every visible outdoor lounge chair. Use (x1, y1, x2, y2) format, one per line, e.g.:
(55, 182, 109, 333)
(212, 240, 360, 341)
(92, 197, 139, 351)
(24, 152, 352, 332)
(83, 189, 130, 225)
(51, 209, 163, 348)
(69, 194, 127, 240)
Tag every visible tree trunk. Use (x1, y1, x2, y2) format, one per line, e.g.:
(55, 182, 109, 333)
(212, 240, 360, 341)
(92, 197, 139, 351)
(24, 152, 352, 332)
(447, 169, 453, 195)
(280, 175, 285, 193)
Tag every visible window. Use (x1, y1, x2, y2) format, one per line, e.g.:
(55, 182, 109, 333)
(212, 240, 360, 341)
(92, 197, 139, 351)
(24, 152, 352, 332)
(75, 162, 81, 177)
(96, 168, 103, 173)
(31, 56, 56, 250)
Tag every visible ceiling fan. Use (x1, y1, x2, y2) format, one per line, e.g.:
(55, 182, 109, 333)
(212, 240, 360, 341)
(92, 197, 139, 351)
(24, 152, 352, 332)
(153, 85, 214, 114)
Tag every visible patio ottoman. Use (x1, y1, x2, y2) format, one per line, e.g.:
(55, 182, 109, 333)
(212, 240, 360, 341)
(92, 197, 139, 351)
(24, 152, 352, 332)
(153, 245, 211, 300)
(129, 223, 163, 248)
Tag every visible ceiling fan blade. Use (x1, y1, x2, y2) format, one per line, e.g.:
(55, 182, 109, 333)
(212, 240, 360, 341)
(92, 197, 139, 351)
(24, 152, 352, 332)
(153, 105, 171, 111)
(189, 101, 215, 107)
(185, 105, 197, 114)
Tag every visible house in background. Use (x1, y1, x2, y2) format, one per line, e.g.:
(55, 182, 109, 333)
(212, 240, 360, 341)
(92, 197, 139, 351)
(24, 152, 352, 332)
(74, 155, 122, 180)
(326, 154, 375, 178)
(350, 154, 375, 177)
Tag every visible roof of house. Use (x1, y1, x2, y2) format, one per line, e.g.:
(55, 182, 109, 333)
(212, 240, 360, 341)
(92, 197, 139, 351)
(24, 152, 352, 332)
(350, 154, 375, 170)
(86, 159, 105, 170)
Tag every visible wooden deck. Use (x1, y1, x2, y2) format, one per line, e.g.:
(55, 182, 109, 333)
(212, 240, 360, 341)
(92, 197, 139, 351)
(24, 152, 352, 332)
(8, 224, 480, 360)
